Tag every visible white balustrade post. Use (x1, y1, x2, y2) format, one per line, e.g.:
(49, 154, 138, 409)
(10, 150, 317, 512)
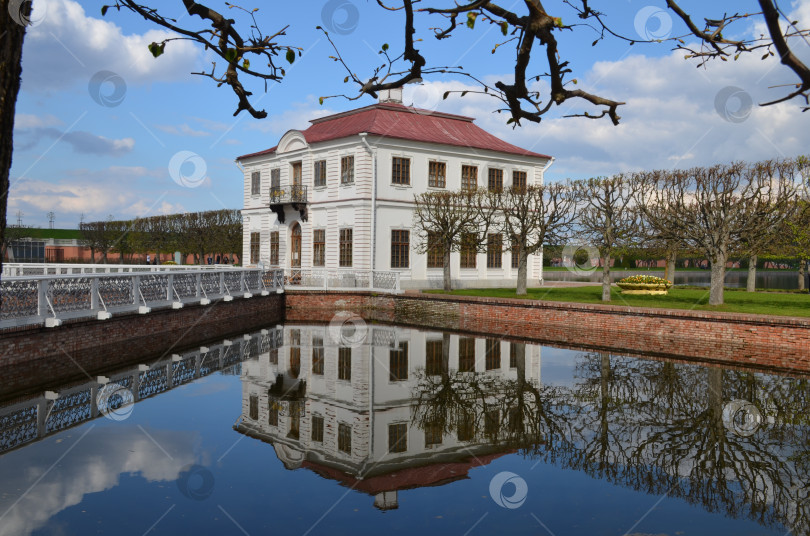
(132, 276, 140, 305)
(90, 277, 99, 312)
(196, 273, 202, 298)
(219, 271, 225, 295)
(167, 274, 174, 301)
(37, 279, 48, 318)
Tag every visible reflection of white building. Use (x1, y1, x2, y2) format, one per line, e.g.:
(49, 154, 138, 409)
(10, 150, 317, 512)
(235, 324, 542, 509)
(237, 89, 553, 289)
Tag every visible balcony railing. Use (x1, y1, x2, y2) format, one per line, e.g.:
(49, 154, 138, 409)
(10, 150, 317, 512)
(284, 269, 401, 293)
(270, 184, 307, 204)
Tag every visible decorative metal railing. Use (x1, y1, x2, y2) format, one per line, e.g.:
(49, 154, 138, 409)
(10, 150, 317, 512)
(0, 268, 285, 329)
(2, 262, 239, 278)
(285, 269, 401, 293)
(270, 184, 307, 204)
(0, 328, 284, 454)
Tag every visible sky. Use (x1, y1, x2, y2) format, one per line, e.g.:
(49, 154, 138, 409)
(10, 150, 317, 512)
(9, 0, 810, 228)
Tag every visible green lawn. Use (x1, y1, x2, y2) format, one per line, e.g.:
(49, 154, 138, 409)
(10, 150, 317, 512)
(424, 286, 810, 317)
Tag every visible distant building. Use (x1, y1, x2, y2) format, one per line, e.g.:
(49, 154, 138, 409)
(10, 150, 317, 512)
(234, 323, 542, 509)
(237, 89, 554, 288)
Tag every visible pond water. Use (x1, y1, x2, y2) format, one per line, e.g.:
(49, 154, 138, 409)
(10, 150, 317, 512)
(0, 322, 807, 536)
(545, 269, 805, 289)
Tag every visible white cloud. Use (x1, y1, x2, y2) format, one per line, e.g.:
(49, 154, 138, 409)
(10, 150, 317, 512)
(14, 114, 63, 130)
(245, 97, 337, 135)
(22, 0, 201, 91)
(32, 128, 135, 157)
(155, 123, 211, 137)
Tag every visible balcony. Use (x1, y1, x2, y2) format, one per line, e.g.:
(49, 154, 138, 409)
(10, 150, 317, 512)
(269, 184, 308, 223)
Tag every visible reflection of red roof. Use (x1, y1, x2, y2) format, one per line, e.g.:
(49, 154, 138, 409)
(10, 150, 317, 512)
(302, 451, 512, 495)
(236, 103, 551, 160)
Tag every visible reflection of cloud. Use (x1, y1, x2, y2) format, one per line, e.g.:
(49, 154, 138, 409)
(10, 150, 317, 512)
(0, 427, 199, 536)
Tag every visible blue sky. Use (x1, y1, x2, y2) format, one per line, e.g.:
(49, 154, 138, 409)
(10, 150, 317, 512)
(10, 0, 810, 228)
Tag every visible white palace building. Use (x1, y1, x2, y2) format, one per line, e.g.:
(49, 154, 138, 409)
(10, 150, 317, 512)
(237, 89, 553, 289)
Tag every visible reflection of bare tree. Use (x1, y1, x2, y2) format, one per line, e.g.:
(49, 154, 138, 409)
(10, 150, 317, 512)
(412, 344, 810, 535)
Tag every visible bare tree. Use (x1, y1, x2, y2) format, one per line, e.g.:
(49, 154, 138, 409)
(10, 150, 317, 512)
(637, 161, 799, 306)
(412, 190, 485, 290)
(573, 175, 640, 302)
(486, 182, 579, 295)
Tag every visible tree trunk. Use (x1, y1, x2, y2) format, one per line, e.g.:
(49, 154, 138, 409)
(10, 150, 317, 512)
(0, 4, 30, 276)
(442, 246, 451, 291)
(799, 259, 806, 291)
(709, 251, 727, 305)
(746, 254, 757, 292)
(665, 249, 676, 283)
(601, 255, 611, 301)
(516, 248, 529, 296)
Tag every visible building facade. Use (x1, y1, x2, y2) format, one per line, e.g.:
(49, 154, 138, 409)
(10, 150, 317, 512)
(234, 323, 543, 510)
(237, 90, 553, 289)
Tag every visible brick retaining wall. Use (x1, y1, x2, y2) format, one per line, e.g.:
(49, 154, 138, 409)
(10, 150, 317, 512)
(285, 291, 810, 375)
(0, 294, 284, 398)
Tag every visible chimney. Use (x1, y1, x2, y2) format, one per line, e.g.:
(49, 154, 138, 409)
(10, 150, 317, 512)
(378, 87, 403, 104)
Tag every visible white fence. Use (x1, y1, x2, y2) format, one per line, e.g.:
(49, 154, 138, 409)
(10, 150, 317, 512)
(0, 268, 284, 329)
(285, 269, 401, 293)
(2, 262, 237, 278)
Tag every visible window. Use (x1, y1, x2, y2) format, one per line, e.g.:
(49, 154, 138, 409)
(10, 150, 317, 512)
(314, 160, 326, 187)
(428, 161, 446, 188)
(511, 236, 521, 269)
(338, 347, 351, 381)
(391, 230, 410, 268)
(311, 415, 324, 442)
(312, 336, 324, 375)
(287, 403, 300, 440)
(269, 348, 278, 365)
(458, 337, 475, 372)
(250, 232, 261, 264)
(426, 340, 446, 376)
(339, 229, 352, 267)
(487, 233, 502, 269)
(485, 408, 500, 437)
(458, 412, 474, 441)
(292, 162, 302, 185)
(461, 165, 478, 191)
(313, 229, 326, 267)
(249, 394, 258, 420)
(389, 342, 408, 381)
(289, 329, 301, 379)
(488, 168, 503, 192)
(271, 168, 281, 190)
(251, 171, 261, 195)
(510, 342, 521, 368)
(270, 231, 280, 265)
(338, 423, 352, 454)
(427, 232, 443, 269)
(392, 157, 410, 185)
(485, 339, 501, 370)
(460, 232, 477, 269)
(341, 155, 354, 184)
(388, 423, 407, 453)
(268, 401, 279, 426)
(513, 170, 527, 191)
(425, 421, 443, 447)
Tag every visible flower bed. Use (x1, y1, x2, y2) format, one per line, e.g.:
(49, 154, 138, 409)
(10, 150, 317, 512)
(616, 275, 673, 295)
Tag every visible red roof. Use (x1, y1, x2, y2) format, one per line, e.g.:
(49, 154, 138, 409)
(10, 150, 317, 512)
(236, 103, 551, 160)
